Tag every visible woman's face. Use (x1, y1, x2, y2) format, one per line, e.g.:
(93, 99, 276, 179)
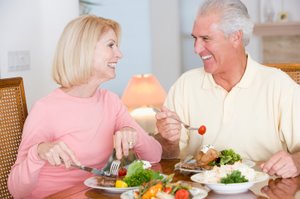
(92, 28, 123, 82)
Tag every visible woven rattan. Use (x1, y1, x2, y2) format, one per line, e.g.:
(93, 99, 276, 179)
(265, 63, 300, 84)
(0, 77, 28, 199)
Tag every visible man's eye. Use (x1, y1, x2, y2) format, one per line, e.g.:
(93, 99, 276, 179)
(108, 43, 114, 48)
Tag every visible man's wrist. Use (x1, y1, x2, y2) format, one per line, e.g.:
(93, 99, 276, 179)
(154, 133, 180, 159)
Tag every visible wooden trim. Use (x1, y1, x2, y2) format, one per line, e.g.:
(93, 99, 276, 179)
(254, 22, 300, 36)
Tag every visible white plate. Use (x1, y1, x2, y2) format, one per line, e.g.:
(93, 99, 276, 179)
(120, 187, 208, 199)
(176, 159, 255, 173)
(191, 171, 269, 194)
(84, 176, 138, 193)
(176, 159, 204, 173)
(242, 159, 255, 168)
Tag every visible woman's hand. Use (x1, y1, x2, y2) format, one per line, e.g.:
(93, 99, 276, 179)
(37, 141, 81, 168)
(114, 127, 137, 160)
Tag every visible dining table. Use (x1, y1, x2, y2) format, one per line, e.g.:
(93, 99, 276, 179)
(45, 159, 300, 199)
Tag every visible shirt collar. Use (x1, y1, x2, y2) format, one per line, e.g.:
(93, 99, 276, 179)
(236, 54, 258, 88)
(202, 54, 259, 89)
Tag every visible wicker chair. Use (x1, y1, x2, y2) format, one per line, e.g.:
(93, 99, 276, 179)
(265, 63, 300, 84)
(0, 77, 28, 199)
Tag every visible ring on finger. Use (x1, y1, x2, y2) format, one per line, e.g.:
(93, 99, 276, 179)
(128, 141, 134, 149)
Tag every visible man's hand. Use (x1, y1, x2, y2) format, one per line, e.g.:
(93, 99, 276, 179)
(37, 141, 81, 168)
(260, 151, 300, 178)
(155, 106, 181, 143)
(114, 127, 137, 160)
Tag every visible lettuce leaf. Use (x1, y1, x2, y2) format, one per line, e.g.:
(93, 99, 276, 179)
(209, 149, 241, 166)
(123, 160, 163, 187)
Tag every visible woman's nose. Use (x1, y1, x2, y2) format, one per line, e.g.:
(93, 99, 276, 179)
(115, 48, 123, 59)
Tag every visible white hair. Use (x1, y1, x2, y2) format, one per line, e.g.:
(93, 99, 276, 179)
(198, 0, 254, 46)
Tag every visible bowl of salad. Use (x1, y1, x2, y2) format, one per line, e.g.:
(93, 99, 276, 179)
(190, 162, 269, 194)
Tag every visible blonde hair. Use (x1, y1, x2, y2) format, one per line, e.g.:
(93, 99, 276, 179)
(52, 15, 121, 87)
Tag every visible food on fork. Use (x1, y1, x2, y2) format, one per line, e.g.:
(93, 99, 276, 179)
(198, 125, 206, 135)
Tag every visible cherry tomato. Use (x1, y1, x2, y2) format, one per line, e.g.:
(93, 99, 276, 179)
(118, 167, 127, 177)
(198, 125, 206, 135)
(175, 189, 189, 199)
(163, 187, 172, 194)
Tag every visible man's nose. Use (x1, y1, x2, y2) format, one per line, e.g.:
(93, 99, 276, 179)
(194, 39, 204, 54)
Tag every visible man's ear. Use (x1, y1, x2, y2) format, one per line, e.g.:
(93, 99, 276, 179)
(230, 30, 243, 47)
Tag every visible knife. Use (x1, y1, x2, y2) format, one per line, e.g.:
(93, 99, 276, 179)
(71, 163, 107, 176)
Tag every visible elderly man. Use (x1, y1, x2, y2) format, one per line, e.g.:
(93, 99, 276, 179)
(155, 0, 300, 178)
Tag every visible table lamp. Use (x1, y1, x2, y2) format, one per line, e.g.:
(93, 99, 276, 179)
(122, 74, 166, 134)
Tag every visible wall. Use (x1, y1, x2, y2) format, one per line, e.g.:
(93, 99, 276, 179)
(149, 0, 181, 90)
(0, 0, 78, 109)
(88, 0, 152, 95)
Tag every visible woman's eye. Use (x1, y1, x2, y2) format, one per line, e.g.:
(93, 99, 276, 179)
(108, 43, 114, 48)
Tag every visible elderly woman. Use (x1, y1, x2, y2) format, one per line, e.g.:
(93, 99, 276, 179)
(8, 15, 162, 198)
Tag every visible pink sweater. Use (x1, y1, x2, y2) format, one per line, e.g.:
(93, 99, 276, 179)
(8, 88, 162, 199)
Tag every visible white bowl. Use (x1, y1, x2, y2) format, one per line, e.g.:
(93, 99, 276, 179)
(191, 171, 269, 194)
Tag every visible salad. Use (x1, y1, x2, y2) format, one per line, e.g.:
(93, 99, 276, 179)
(134, 174, 192, 199)
(202, 161, 256, 184)
(208, 148, 242, 167)
(123, 160, 163, 187)
(97, 160, 163, 188)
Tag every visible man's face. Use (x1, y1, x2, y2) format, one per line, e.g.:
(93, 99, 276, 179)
(192, 14, 236, 75)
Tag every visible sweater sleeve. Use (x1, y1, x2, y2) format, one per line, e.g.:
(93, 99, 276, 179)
(7, 102, 50, 198)
(112, 93, 162, 163)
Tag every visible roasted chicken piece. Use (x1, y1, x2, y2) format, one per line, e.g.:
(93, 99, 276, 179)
(195, 148, 219, 170)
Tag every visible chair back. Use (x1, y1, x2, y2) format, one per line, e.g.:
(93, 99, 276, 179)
(265, 63, 300, 84)
(0, 77, 28, 199)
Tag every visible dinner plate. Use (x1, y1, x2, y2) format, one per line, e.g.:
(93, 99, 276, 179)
(190, 171, 269, 194)
(120, 187, 208, 199)
(176, 159, 255, 173)
(84, 176, 138, 193)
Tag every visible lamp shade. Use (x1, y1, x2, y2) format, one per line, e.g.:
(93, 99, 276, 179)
(121, 74, 167, 110)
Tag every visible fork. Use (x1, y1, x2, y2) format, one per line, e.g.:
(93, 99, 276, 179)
(108, 159, 121, 176)
(152, 108, 198, 131)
